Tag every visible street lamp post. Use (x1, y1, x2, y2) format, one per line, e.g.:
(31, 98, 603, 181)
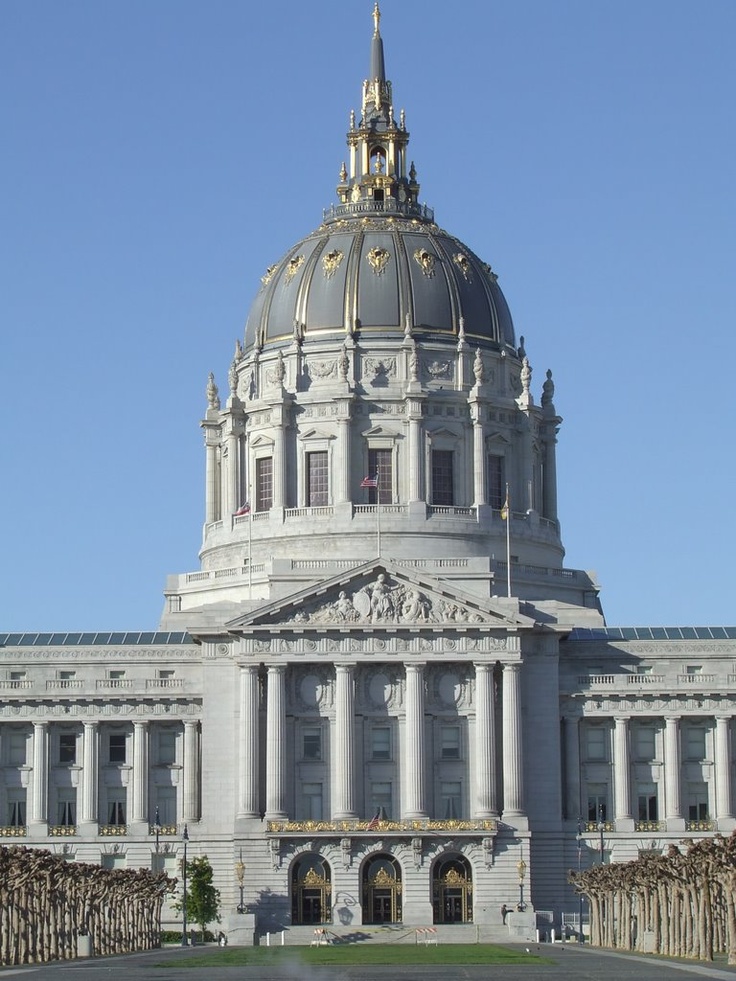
(235, 851, 246, 914)
(154, 806, 161, 856)
(576, 816, 584, 944)
(597, 804, 605, 864)
(180, 824, 189, 946)
(516, 859, 527, 911)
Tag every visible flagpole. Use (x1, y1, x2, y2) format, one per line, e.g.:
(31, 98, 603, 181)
(505, 483, 512, 598)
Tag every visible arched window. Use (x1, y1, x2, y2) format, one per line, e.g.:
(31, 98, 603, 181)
(361, 854, 402, 924)
(432, 854, 473, 924)
(291, 854, 332, 925)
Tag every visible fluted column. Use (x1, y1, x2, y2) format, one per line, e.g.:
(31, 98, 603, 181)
(182, 721, 200, 822)
(225, 428, 239, 518)
(408, 413, 422, 503)
(238, 665, 260, 818)
(80, 722, 99, 823)
(336, 417, 350, 504)
(474, 663, 498, 817)
(664, 716, 682, 822)
(333, 665, 356, 819)
(132, 721, 149, 823)
(613, 717, 632, 820)
(715, 716, 733, 821)
(542, 428, 559, 522)
(563, 715, 581, 821)
(404, 663, 427, 818)
(472, 417, 486, 507)
(273, 413, 285, 509)
(205, 438, 218, 523)
(30, 722, 48, 823)
(266, 665, 287, 819)
(502, 663, 524, 817)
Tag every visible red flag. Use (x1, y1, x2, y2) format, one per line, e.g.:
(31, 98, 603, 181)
(234, 502, 251, 516)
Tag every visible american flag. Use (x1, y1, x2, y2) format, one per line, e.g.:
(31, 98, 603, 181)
(360, 473, 379, 488)
(234, 502, 251, 516)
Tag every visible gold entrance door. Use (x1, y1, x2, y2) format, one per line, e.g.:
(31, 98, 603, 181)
(292, 859, 332, 925)
(433, 858, 473, 924)
(363, 857, 402, 924)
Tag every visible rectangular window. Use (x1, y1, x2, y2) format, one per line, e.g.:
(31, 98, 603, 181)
(256, 457, 273, 512)
(302, 782, 323, 821)
(7, 794, 26, 827)
(307, 451, 328, 507)
(9, 671, 26, 681)
(585, 726, 607, 761)
(371, 726, 391, 760)
(158, 730, 177, 765)
(685, 726, 706, 761)
(155, 786, 177, 826)
(367, 448, 392, 505)
(369, 781, 392, 818)
(158, 669, 175, 680)
(109, 669, 125, 680)
(487, 455, 505, 510)
(686, 664, 703, 676)
(634, 725, 656, 761)
(7, 730, 27, 765)
(59, 670, 76, 681)
(687, 783, 709, 822)
(302, 727, 322, 760)
(637, 785, 658, 821)
(109, 733, 126, 764)
(587, 784, 607, 823)
(59, 733, 77, 765)
(440, 725, 461, 759)
(58, 794, 76, 826)
(431, 450, 454, 506)
(440, 781, 462, 820)
(108, 795, 126, 826)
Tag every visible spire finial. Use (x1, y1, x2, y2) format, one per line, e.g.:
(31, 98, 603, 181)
(373, 2, 381, 37)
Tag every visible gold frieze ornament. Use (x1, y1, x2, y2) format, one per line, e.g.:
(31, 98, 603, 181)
(284, 255, 305, 284)
(413, 248, 436, 277)
(322, 249, 344, 279)
(366, 246, 391, 276)
(453, 253, 473, 283)
(261, 264, 278, 286)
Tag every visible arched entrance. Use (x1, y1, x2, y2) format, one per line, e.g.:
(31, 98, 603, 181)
(432, 855, 473, 924)
(362, 854, 402, 924)
(291, 854, 332, 925)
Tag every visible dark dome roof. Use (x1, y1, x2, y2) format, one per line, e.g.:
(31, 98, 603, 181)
(244, 212, 515, 352)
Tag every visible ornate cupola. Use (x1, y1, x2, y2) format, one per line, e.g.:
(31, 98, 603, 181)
(337, 3, 420, 212)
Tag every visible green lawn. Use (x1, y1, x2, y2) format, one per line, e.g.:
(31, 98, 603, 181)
(156, 943, 549, 967)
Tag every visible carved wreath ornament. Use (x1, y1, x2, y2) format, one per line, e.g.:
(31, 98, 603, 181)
(322, 249, 344, 278)
(285, 573, 485, 626)
(413, 248, 436, 277)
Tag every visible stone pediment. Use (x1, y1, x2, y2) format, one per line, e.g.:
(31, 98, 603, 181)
(225, 560, 534, 631)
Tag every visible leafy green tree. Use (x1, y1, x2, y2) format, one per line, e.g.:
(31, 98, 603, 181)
(183, 855, 221, 939)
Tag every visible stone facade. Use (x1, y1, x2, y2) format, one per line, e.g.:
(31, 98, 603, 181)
(1, 5, 733, 941)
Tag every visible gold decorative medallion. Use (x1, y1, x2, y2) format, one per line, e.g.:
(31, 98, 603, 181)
(366, 246, 391, 276)
(261, 264, 278, 286)
(413, 248, 436, 277)
(322, 248, 344, 279)
(453, 253, 473, 283)
(284, 255, 305, 284)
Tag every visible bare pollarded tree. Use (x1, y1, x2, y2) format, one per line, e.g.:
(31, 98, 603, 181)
(570, 831, 736, 964)
(0, 845, 175, 966)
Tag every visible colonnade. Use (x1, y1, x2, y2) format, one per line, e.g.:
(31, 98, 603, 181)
(237, 660, 525, 822)
(16, 720, 201, 828)
(563, 714, 734, 826)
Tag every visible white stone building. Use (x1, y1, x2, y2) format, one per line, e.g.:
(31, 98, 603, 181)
(2, 5, 735, 941)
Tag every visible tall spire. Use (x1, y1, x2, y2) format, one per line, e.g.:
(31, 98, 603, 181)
(333, 5, 425, 219)
(370, 2, 386, 83)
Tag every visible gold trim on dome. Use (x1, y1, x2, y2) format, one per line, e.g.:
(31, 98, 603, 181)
(261, 264, 278, 286)
(482, 262, 498, 284)
(453, 253, 473, 283)
(284, 255, 305, 284)
(413, 248, 436, 277)
(366, 246, 391, 276)
(322, 249, 344, 279)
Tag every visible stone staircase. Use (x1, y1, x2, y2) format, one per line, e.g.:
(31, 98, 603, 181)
(259, 922, 514, 947)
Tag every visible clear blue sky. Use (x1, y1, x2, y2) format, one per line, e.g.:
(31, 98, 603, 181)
(2, 1, 734, 630)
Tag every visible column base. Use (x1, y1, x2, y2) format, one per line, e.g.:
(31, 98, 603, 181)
(666, 817, 686, 832)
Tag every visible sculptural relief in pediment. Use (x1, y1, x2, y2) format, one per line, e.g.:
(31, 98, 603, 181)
(284, 573, 488, 626)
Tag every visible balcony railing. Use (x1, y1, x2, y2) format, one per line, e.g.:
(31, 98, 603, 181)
(99, 824, 127, 836)
(49, 825, 77, 836)
(635, 820, 665, 832)
(685, 819, 715, 832)
(0, 825, 26, 837)
(148, 823, 178, 836)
